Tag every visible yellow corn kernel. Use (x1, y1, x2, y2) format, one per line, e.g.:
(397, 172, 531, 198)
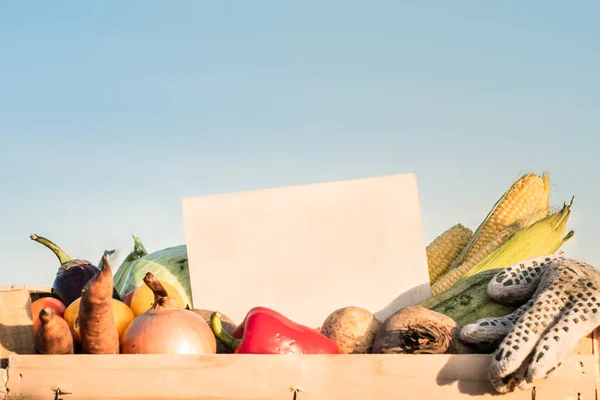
(430, 198, 574, 296)
(450, 172, 551, 270)
(426, 224, 473, 285)
(430, 221, 522, 295)
(434, 207, 548, 292)
(459, 198, 574, 281)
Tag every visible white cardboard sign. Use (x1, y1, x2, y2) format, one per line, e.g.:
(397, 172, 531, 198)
(181, 173, 431, 327)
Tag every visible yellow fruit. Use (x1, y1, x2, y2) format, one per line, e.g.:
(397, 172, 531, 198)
(64, 297, 135, 341)
(129, 279, 185, 316)
(63, 298, 79, 328)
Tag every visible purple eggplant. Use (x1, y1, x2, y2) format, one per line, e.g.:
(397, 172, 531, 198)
(30, 234, 121, 307)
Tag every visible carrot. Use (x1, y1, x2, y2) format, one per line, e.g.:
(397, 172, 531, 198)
(78, 254, 120, 354)
(35, 307, 76, 354)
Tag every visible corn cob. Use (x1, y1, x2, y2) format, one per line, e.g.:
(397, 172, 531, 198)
(459, 198, 574, 281)
(450, 172, 551, 270)
(426, 224, 473, 285)
(431, 221, 523, 295)
(430, 208, 550, 295)
(430, 198, 573, 296)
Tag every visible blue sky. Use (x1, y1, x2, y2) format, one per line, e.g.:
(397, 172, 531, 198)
(1, 1, 598, 288)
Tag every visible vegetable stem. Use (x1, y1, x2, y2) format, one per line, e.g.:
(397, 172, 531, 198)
(30, 234, 72, 265)
(143, 272, 169, 307)
(132, 235, 148, 256)
(210, 312, 241, 352)
(98, 249, 116, 269)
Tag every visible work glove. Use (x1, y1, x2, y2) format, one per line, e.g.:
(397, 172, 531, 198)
(459, 254, 600, 393)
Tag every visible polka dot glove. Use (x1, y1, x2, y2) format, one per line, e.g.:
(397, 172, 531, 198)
(459, 254, 600, 393)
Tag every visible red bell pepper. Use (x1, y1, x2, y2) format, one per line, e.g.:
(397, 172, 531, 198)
(210, 306, 340, 354)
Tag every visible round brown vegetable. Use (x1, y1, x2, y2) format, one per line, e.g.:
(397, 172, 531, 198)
(371, 305, 480, 354)
(120, 273, 217, 355)
(319, 306, 383, 354)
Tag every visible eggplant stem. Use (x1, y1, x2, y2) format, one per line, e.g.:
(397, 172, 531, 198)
(210, 312, 241, 352)
(30, 234, 72, 265)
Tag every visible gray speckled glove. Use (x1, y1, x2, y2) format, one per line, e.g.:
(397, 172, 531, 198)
(459, 254, 600, 393)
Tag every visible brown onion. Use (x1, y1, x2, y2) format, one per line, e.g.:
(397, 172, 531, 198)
(120, 272, 217, 355)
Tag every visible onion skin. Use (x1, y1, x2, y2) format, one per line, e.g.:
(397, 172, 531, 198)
(120, 272, 217, 355)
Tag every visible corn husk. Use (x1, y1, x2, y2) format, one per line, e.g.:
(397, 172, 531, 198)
(458, 197, 574, 282)
(429, 207, 554, 295)
(450, 172, 551, 270)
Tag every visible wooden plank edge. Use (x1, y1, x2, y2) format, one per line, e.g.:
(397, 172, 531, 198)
(5, 353, 598, 400)
(0, 368, 6, 400)
(0, 285, 52, 294)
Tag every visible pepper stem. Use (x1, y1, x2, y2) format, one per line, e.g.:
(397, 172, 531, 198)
(210, 312, 241, 352)
(30, 234, 72, 265)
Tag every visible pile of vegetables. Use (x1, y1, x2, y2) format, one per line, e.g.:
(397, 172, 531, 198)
(29, 236, 220, 355)
(23, 169, 579, 358)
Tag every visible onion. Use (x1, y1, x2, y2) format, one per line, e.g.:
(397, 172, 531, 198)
(120, 272, 217, 355)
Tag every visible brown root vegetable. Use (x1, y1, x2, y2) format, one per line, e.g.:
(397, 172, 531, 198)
(78, 255, 120, 354)
(35, 307, 76, 354)
(320, 306, 383, 354)
(192, 309, 237, 354)
(371, 305, 481, 355)
(120, 273, 217, 355)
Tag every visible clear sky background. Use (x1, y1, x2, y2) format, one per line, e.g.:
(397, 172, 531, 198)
(1, 1, 598, 288)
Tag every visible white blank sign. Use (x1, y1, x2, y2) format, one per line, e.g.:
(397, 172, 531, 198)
(181, 173, 432, 328)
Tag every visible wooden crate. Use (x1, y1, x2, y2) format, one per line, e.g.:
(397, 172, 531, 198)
(0, 283, 599, 399)
(0, 285, 54, 369)
(1, 174, 593, 399)
(0, 285, 54, 302)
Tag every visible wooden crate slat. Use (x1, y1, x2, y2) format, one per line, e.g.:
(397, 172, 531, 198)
(3, 353, 597, 400)
(0, 287, 598, 399)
